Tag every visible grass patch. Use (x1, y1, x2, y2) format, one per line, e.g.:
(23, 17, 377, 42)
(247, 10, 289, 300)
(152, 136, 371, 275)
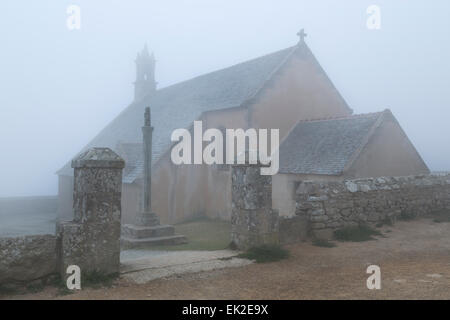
(56, 286, 74, 296)
(375, 216, 395, 228)
(312, 239, 336, 248)
(45, 275, 74, 296)
(399, 211, 417, 221)
(433, 217, 450, 223)
(82, 271, 118, 289)
(0, 284, 18, 296)
(432, 209, 450, 223)
(148, 218, 231, 251)
(25, 282, 46, 293)
(334, 225, 382, 242)
(0, 275, 62, 297)
(237, 244, 290, 263)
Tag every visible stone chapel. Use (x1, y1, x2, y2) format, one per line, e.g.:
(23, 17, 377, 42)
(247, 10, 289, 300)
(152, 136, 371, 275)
(57, 32, 429, 224)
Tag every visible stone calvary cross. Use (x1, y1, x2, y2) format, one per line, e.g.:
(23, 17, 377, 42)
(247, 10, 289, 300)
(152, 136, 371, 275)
(142, 107, 153, 216)
(120, 107, 187, 248)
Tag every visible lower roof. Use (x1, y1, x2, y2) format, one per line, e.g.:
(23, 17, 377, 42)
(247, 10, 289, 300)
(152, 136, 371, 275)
(278, 112, 385, 175)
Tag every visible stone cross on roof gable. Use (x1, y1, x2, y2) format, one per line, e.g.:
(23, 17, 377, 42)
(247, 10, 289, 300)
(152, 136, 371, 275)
(297, 29, 307, 43)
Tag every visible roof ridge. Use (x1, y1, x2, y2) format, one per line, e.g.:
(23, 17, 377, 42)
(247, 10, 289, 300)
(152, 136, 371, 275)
(143, 45, 297, 98)
(295, 110, 386, 124)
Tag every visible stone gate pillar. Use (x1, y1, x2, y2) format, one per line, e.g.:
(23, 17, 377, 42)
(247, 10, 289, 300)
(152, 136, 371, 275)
(57, 148, 125, 279)
(231, 162, 279, 250)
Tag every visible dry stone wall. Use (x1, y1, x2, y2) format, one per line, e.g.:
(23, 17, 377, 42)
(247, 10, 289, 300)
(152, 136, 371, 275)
(0, 235, 57, 286)
(295, 174, 450, 239)
(0, 148, 125, 288)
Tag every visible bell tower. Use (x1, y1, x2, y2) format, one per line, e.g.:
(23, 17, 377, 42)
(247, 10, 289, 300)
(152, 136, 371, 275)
(134, 44, 157, 101)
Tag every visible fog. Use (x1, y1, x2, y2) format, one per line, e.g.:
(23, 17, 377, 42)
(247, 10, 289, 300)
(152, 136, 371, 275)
(0, 0, 449, 197)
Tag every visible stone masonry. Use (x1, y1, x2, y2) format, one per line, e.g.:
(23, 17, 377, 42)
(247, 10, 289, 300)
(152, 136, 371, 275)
(231, 162, 279, 250)
(295, 174, 450, 239)
(57, 148, 125, 279)
(0, 235, 57, 287)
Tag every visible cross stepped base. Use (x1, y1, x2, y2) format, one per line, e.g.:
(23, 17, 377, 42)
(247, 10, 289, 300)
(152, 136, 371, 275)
(120, 212, 187, 249)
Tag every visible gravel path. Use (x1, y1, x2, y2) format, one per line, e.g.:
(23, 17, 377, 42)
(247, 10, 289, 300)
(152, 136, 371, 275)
(3, 218, 450, 300)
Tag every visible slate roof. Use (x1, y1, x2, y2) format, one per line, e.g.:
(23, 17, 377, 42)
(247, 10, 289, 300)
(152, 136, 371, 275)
(115, 143, 143, 183)
(57, 45, 299, 178)
(278, 112, 385, 175)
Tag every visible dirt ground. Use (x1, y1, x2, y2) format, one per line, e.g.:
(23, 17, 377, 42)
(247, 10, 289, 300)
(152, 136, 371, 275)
(3, 218, 450, 300)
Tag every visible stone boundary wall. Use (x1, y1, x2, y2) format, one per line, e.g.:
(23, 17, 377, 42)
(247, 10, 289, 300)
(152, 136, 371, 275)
(295, 174, 450, 239)
(0, 148, 125, 289)
(0, 234, 57, 287)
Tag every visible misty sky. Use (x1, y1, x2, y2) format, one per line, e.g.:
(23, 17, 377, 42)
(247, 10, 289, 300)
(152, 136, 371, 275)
(1, 0, 449, 197)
